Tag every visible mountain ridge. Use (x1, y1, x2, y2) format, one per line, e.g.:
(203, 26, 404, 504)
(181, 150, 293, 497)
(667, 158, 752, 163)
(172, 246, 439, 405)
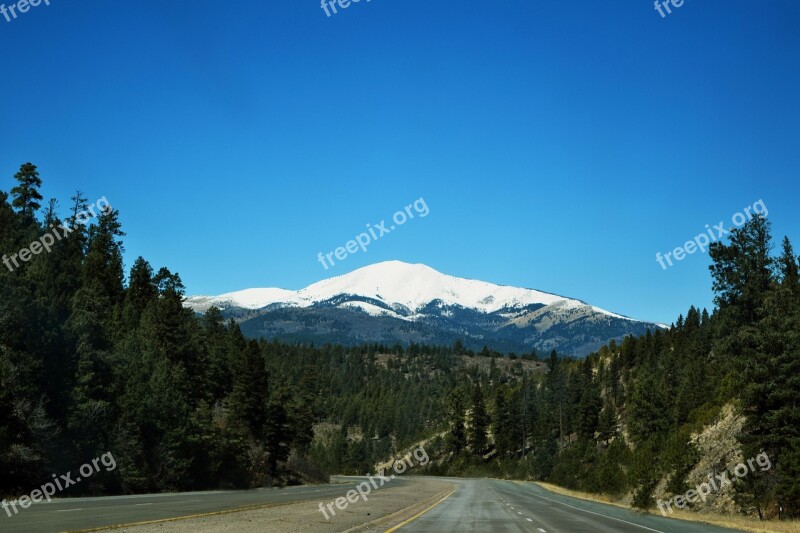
(185, 261, 662, 357)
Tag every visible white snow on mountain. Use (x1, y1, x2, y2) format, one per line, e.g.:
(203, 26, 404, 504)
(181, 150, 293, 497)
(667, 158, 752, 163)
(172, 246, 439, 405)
(185, 260, 642, 323)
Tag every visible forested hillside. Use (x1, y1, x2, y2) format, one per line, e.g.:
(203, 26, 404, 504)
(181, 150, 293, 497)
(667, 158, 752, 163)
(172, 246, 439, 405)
(0, 163, 327, 495)
(422, 210, 800, 521)
(1, 163, 798, 521)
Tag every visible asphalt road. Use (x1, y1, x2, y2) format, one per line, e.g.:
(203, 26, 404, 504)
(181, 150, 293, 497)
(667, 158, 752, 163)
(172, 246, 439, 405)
(2, 476, 743, 533)
(2, 476, 403, 533)
(398, 478, 740, 533)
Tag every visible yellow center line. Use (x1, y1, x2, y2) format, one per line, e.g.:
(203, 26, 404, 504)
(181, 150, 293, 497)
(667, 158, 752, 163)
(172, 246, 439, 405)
(384, 488, 456, 532)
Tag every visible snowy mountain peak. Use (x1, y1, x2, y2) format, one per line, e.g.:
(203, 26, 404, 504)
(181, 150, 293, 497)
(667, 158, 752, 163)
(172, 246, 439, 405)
(185, 260, 659, 357)
(186, 260, 631, 321)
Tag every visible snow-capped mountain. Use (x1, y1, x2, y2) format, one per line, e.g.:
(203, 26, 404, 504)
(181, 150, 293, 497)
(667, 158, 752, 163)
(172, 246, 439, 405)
(185, 261, 660, 357)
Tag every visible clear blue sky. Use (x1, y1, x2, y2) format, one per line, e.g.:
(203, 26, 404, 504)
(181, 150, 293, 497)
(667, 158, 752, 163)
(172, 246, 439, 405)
(1, 1, 798, 324)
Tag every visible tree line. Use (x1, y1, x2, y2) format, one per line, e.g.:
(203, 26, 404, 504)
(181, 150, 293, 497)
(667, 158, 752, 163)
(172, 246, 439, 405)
(0, 163, 323, 495)
(1, 162, 798, 521)
(428, 210, 800, 520)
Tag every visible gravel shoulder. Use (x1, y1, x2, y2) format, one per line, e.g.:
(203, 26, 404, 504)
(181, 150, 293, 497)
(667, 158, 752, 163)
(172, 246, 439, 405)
(91, 477, 455, 533)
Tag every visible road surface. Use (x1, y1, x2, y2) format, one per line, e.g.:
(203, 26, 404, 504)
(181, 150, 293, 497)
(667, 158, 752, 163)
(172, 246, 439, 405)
(398, 478, 739, 533)
(2, 476, 404, 533)
(2, 476, 743, 532)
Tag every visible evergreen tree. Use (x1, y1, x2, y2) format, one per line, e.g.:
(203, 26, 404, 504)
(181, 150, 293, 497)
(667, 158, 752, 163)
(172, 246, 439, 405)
(230, 339, 269, 439)
(84, 206, 126, 306)
(290, 367, 319, 453)
(445, 388, 467, 454)
(596, 404, 617, 445)
(122, 257, 157, 328)
(709, 215, 774, 327)
(265, 387, 292, 475)
(778, 236, 799, 295)
(544, 350, 567, 449)
(10, 162, 43, 222)
(493, 386, 514, 456)
(469, 382, 489, 455)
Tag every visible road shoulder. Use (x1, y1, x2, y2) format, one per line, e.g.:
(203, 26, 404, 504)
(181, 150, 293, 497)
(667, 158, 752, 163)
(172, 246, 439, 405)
(529, 481, 795, 533)
(86, 477, 455, 533)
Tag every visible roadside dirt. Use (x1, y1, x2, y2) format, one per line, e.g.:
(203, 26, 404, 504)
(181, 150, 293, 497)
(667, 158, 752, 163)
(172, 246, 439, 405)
(94, 477, 455, 533)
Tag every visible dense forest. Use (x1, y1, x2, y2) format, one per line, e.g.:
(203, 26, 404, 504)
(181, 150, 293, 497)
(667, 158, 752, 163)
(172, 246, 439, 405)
(0, 163, 330, 494)
(1, 163, 798, 521)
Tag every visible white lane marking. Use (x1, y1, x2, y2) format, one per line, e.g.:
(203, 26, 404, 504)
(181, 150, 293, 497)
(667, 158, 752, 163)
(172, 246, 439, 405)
(537, 528, 545, 532)
(47, 491, 229, 505)
(135, 503, 153, 507)
(55, 509, 84, 512)
(517, 511, 523, 515)
(523, 489, 666, 533)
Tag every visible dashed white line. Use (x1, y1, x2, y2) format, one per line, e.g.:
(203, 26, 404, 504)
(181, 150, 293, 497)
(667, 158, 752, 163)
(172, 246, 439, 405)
(521, 489, 666, 533)
(537, 528, 546, 532)
(54, 509, 84, 513)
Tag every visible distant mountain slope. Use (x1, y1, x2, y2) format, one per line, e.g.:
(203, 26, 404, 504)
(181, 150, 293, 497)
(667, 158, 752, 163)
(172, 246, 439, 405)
(185, 261, 662, 357)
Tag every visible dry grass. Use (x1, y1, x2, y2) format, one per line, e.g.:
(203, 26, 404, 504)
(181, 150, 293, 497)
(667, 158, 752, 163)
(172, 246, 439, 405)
(534, 482, 621, 504)
(533, 482, 799, 533)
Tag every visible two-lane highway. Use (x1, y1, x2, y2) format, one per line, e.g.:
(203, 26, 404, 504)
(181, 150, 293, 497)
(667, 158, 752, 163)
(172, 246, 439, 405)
(395, 478, 740, 533)
(3, 476, 745, 532)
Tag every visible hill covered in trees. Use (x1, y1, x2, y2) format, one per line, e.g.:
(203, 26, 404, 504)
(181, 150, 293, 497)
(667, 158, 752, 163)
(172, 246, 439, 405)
(1, 162, 798, 523)
(1, 163, 328, 494)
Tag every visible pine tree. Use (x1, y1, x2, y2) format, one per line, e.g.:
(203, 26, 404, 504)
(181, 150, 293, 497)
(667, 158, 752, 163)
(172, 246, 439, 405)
(265, 387, 292, 476)
(66, 280, 115, 457)
(84, 206, 126, 306)
(122, 257, 157, 328)
(493, 386, 514, 456)
(230, 339, 269, 439)
(778, 236, 800, 295)
(627, 370, 670, 444)
(469, 382, 489, 456)
(446, 388, 467, 454)
(544, 350, 567, 449)
(289, 366, 319, 453)
(10, 163, 43, 222)
(0, 189, 18, 251)
(597, 404, 617, 445)
(709, 215, 774, 327)
(738, 267, 800, 516)
(577, 383, 601, 441)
